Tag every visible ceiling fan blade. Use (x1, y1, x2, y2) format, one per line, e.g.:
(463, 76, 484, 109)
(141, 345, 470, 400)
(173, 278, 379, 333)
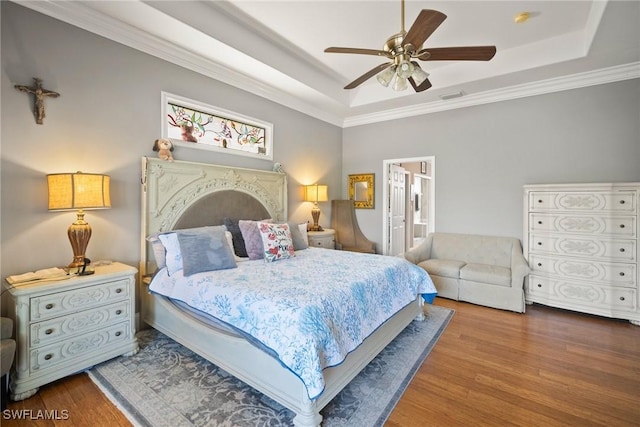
(408, 76, 432, 93)
(344, 63, 393, 89)
(325, 47, 392, 58)
(419, 46, 497, 61)
(403, 9, 447, 51)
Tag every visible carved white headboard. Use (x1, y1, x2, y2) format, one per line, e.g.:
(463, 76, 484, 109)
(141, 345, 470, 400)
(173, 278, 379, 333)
(140, 157, 288, 276)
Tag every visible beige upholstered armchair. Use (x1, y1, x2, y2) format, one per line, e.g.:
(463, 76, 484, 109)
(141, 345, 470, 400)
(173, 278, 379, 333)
(330, 200, 376, 254)
(1, 317, 16, 409)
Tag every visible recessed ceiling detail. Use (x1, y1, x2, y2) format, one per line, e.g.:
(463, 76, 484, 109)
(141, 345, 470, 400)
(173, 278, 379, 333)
(14, 0, 640, 127)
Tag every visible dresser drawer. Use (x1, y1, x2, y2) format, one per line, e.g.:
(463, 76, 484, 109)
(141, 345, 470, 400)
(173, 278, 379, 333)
(529, 191, 636, 213)
(30, 301, 130, 348)
(529, 234, 636, 261)
(527, 275, 636, 311)
(529, 213, 636, 237)
(29, 321, 132, 374)
(30, 278, 131, 321)
(529, 254, 636, 287)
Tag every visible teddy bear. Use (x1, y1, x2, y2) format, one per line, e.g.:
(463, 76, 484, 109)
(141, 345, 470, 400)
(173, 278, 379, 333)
(152, 138, 174, 161)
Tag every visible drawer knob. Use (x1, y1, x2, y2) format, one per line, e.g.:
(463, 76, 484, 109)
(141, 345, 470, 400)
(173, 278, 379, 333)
(537, 221, 543, 225)
(619, 248, 625, 253)
(45, 303, 54, 310)
(619, 296, 625, 301)
(44, 354, 53, 361)
(115, 331, 122, 337)
(537, 263, 542, 267)
(116, 288, 123, 294)
(619, 224, 625, 228)
(537, 242, 542, 246)
(619, 272, 625, 276)
(537, 283, 542, 288)
(45, 328, 53, 335)
(538, 200, 543, 203)
(620, 200, 626, 204)
(116, 309, 122, 315)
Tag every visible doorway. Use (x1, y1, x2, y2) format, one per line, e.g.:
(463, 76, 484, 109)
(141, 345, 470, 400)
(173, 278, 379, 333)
(382, 157, 435, 256)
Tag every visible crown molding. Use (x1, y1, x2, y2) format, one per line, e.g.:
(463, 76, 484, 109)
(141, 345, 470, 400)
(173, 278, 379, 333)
(13, 1, 639, 130)
(343, 62, 640, 128)
(14, 0, 345, 127)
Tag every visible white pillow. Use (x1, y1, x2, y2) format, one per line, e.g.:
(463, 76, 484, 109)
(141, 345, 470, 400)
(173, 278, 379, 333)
(298, 223, 309, 246)
(158, 232, 182, 275)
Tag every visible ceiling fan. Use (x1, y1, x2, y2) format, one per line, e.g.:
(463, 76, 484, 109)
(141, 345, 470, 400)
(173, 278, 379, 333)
(324, 0, 496, 92)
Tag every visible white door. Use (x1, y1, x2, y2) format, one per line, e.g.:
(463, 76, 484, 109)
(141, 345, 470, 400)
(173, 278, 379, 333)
(389, 164, 406, 256)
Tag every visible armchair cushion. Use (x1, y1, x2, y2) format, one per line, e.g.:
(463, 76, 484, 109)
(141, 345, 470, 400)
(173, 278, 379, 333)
(418, 259, 465, 279)
(460, 263, 511, 287)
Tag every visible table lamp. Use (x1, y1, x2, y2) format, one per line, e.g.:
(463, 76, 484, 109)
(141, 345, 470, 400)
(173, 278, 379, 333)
(304, 184, 328, 231)
(47, 172, 111, 268)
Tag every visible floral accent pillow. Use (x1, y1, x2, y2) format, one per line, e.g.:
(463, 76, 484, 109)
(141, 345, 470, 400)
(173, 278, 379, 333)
(257, 222, 296, 262)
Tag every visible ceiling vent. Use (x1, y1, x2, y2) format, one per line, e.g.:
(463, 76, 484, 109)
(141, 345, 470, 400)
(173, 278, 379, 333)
(439, 90, 465, 100)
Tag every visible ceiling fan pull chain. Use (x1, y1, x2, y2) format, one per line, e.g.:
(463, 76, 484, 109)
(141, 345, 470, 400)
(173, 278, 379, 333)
(401, 0, 405, 33)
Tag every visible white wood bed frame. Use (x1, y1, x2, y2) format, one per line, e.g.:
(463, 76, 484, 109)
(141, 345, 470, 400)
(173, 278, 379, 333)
(140, 157, 424, 426)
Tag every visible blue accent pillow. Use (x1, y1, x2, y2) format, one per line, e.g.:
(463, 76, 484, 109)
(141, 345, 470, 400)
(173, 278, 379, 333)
(177, 226, 237, 276)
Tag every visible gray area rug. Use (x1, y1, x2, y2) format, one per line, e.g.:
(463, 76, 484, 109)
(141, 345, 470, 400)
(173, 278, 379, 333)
(89, 304, 453, 427)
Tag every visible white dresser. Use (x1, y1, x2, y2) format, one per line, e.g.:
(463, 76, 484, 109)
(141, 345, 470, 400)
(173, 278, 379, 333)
(4, 262, 139, 400)
(523, 183, 639, 325)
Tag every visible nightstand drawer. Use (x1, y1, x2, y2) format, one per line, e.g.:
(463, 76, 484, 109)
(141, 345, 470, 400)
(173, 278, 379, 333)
(30, 301, 130, 348)
(307, 228, 336, 249)
(30, 278, 131, 321)
(310, 238, 335, 249)
(29, 321, 132, 374)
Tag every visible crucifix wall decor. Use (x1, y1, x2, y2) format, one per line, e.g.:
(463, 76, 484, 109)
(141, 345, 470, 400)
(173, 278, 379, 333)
(14, 78, 60, 124)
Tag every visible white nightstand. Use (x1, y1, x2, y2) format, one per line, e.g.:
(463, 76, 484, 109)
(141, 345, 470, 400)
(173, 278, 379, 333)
(307, 228, 336, 249)
(3, 262, 138, 401)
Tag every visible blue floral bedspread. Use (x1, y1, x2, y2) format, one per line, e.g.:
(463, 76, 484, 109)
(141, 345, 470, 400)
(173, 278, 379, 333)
(149, 248, 437, 400)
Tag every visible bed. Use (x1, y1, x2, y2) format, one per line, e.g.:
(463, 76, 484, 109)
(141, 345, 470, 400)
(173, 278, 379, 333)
(140, 157, 436, 426)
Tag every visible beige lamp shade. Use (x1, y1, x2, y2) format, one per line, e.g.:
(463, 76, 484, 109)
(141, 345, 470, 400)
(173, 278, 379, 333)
(47, 172, 111, 210)
(304, 184, 328, 203)
(47, 172, 111, 268)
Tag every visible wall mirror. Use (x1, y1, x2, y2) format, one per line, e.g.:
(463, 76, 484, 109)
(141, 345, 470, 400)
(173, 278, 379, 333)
(348, 173, 375, 209)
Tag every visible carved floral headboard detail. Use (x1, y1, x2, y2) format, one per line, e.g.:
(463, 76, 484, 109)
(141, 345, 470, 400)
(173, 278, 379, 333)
(141, 157, 288, 276)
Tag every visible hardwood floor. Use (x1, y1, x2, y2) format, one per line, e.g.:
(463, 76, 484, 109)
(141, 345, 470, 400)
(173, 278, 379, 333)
(3, 299, 639, 426)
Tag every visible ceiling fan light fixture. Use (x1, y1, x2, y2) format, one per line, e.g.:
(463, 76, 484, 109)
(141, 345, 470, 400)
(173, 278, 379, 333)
(392, 75, 408, 91)
(376, 65, 396, 87)
(411, 65, 429, 86)
(396, 59, 414, 79)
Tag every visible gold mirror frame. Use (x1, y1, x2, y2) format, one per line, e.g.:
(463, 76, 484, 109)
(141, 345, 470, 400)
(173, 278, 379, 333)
(348, 173, 375, 209)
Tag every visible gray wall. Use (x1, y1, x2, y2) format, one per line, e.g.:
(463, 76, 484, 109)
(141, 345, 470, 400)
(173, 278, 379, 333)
(343, 80, 640, 249)
(1, 2, 342, 277)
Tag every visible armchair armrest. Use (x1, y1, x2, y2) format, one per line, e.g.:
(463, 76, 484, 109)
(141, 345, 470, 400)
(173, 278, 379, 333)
(403, 234, 433, 264)
(510, 241, 530, 288)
